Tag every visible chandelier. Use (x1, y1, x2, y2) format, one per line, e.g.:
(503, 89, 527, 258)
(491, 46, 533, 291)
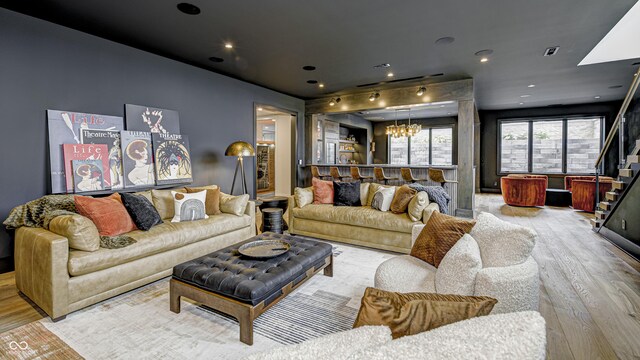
(385, 110, 422, 138)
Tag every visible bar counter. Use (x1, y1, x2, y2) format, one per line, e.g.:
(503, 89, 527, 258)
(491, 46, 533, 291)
(301, 164, 458, 215)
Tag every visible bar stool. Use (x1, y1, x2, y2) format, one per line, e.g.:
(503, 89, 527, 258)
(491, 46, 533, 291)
(374, 167, 399, 185)
(311, 166, 331, 180)
(330, 166, 350, 182)
(350, 167, 374, 182)
(400, 168, 428, 183)
(428, 168, 458, 188)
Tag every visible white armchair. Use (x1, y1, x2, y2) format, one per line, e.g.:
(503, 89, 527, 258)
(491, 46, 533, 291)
(375, 212, 540, 314)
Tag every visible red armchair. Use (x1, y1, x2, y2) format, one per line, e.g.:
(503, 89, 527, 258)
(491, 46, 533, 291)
(571, 179, 613, 212)
(564, 176, 614, 192)
(501, 174, 548, 207)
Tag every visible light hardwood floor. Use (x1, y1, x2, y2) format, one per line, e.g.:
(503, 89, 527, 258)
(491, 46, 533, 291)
(1, 194, 638, 359)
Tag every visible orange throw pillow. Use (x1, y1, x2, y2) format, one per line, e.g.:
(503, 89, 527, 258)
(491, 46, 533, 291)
(312, 177, 334, 204)
(410, 211, 476, 267)
(75, 193, 137, 236)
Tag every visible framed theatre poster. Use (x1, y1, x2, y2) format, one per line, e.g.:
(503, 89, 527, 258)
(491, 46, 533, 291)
(121, 131, 155, 188)
(81, 129, 124, 190)
(151, 133, 192, 185)
(125, 104, 180, 135)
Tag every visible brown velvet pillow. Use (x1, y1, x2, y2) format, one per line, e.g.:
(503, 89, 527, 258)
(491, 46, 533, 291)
(74, 193, 137, 236)
(186, 186, 221, 215)
(353, 287, 497, 339)
(410, 211, 476, 267)
(390, 185, 417, 214)
(312, 177, 334, 204)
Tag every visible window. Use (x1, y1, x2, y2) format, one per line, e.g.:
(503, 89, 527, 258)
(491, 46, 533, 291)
(499, 117, 603, 174)
(389, 127, 454, 165)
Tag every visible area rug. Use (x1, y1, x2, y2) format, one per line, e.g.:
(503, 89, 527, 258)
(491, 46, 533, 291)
(4, 240, 393, 360)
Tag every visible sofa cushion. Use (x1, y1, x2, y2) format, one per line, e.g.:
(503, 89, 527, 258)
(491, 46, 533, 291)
(312, 178, 334, 204)
(48, 214, 100, 252)
(353, 287, 497, 339)
(244, 326, 392, 360)
(334, 181, 361, 206)
(293, 204, 420, 234)
(470, 212, 536, 267)
(410, 212, 476, 268)
(407, 191, 428, 221)
(186, 186, 221, 215)
(371, 187, 396, 212)
(360, 182, 370, 206)
(294, 186, 314, 208)
(347, 311, 547, 360)
(435, 234, 482, 296)
(374, 255, 437, 293)
(219, 193, 249, 216)
(120, 192, 163, 231)
(171, 190, 209, 222)
(151, 187, 186, 219)
(367, 183, 395, 206)
(67, 213, 251, 276)
(75, 193, 137, 236)
(390, 185, 417, 214)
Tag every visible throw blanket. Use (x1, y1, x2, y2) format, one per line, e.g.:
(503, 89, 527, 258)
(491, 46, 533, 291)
(408, 184, 451, 214)
(3, 195, 76, 229)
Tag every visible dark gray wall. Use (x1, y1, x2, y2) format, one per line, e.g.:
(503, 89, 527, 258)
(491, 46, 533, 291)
(373, 117, 458, 164)
(0, 9, 305, 263)
(479, 102, 621, 191)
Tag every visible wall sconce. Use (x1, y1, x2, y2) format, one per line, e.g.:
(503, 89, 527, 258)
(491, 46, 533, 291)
(368, 92, 380, 102)
(416, 86, 426, 96)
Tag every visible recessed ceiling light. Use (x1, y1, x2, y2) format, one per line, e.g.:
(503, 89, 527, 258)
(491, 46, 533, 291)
(594, 95, 601, 99)
(440, 105, 445, 108)
(257, 107, 263, 111)
(177, 3, 201, 15)
(520, 94, 531, 98)
(307, 80, 318, 84)
(416, 86, 426, 96)
(519, 102, 525, 105)
(208, 56, 224, 63)
(435, 37, 455, 45)
(318, 83, 325, 88)
(271, 119, 276, 122)
(224, 43, 233, 49)
(302, 65, 316, 71)
(369, 92, 380, 101)
(528, 84, 536, 88)
(480, 57, 489, 63)
(544, 46, 560, 56)
(447, 112, 452, 115)
(387, 72, 394, 77)
(373, 63, 391, 68)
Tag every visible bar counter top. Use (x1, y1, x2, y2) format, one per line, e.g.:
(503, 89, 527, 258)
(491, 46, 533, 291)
(303, 164, 458, 169)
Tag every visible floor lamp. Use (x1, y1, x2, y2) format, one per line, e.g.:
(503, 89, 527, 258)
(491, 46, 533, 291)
(225, 141, 255, 195)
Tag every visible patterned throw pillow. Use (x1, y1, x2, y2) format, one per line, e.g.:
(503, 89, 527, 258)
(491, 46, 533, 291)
(353, 287, 497, 339)
(371, 187, 396, 212)
(171, 190, 208, 223)
(410, 211, 476, 267)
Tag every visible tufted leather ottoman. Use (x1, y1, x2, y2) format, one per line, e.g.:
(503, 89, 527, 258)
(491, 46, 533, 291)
(170, 233, 333, 345)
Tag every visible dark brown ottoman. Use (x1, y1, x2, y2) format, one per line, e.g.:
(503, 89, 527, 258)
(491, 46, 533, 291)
(170, 233, 333, 345)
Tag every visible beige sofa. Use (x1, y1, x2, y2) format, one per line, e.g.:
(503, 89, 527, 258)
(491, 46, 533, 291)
(13, 186, 255, 320)
(287, 184, 439, 253)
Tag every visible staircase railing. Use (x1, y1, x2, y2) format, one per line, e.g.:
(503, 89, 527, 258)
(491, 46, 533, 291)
(593, 67, 640, 209)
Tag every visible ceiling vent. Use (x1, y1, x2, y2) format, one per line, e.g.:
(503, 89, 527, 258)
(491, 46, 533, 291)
(544, 46, 560, 56)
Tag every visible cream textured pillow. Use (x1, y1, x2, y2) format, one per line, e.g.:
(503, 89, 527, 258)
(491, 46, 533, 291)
(294, 187, 314, 208)
(48, 214, 100, 252)
(435, 234, 483, 296)
(171, 190, 208, 222)
(407, 191, 428, 221)
(470, 212, 536, 267)
(367, 183, 395, 207)
(220, 193, 250, 216)
(360, 182, 370, 206)
(371, 187, 396, 212)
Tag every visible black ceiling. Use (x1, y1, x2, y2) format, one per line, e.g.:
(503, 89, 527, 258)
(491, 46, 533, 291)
(2, 0, 639, 109)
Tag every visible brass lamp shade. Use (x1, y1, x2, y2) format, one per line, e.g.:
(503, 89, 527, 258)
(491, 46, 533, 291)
(225, 141, 255, 157)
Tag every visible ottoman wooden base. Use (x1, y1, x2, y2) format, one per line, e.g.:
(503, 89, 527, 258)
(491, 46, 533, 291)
(170, 254, 333, 345)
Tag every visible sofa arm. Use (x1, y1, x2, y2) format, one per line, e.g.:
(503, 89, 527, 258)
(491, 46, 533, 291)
(411, 224, 425, 246)
(14, 227, 70, 319)
(474, 257, 539, 314)
(286, 195, 296, 230)
(244, 200, 256, 235)
(421, 203, 440, 224)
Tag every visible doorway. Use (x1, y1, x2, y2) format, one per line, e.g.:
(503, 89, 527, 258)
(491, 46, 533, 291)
(255, 105, 296, 198)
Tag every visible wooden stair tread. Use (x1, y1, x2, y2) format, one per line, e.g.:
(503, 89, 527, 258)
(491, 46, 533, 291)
(612, 181, 625, 190)
(595, 210, 606, 220)
(599, 201, 612, 210)
(619, 168, 633, 178)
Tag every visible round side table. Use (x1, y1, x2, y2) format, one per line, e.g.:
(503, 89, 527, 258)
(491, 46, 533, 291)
(262, 208, 284, 234)
(258, 196, 289, 231)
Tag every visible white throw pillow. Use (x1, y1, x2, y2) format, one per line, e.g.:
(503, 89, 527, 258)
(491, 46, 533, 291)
(294, 187, 314, 208)
(371, 187, 396, 212)
(346, 311, 547, 360)
(360, 182, 370, 206)
(244, 325, 392, 360)
(435, 234, 482, 296)
(220, 193, 250, 216)
(407, 191, 428, 221)
(171, 190, 208, 223)
(470, 212, 537, 267)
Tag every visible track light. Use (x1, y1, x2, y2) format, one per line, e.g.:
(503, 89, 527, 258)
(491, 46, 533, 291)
(416, 86, 426, 96)
(329, 97, 341, 106)
(369, 92, 380, 102)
